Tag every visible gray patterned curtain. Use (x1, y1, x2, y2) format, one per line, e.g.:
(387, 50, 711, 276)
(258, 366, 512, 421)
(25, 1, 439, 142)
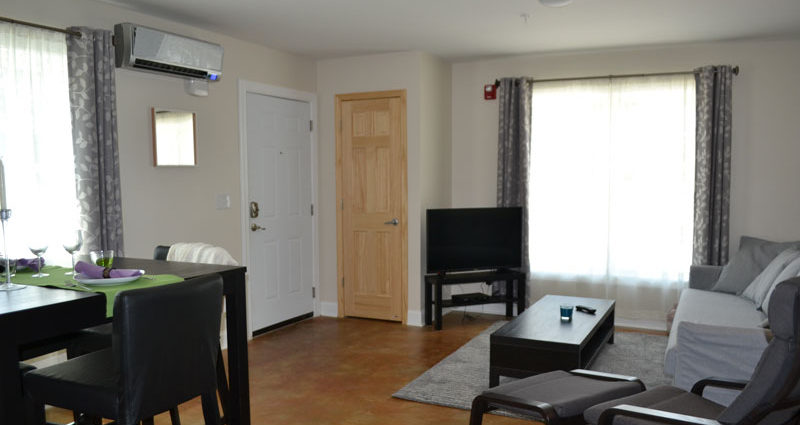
(692, 65, 734, 265)
(66, 27, 124, 254)
(495, 77, 533, 296)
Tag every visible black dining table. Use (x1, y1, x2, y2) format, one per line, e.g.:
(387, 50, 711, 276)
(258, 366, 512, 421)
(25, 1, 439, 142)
(0, 257, 250, 425)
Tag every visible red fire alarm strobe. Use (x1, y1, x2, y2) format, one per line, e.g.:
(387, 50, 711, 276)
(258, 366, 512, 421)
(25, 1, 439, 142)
(484, 84, 497, 100)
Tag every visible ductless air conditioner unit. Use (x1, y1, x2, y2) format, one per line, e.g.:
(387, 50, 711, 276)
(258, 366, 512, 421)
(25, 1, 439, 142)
(114, 23, 223, 82)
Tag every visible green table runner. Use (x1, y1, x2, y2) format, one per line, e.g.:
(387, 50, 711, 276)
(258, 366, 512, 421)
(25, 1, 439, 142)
(12, 266, 184, 317)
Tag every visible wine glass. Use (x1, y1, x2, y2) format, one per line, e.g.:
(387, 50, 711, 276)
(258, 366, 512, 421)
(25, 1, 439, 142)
(28, 243, 49, 278)
(62, 230, 83, 275)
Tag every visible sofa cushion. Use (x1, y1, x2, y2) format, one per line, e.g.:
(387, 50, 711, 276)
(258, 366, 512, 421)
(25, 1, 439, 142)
(742, 248, 800, 306)
(762, 256, 800, 315)
(711, 236, 800, 294)
(664, 288, 766, 375)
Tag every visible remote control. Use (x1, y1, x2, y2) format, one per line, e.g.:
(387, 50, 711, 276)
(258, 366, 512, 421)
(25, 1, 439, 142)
(576, 305, 596, 314)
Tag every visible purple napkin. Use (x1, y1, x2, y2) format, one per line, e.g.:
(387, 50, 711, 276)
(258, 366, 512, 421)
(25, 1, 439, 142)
(74, 261, 143, 279)
(17, 258, 44, 272)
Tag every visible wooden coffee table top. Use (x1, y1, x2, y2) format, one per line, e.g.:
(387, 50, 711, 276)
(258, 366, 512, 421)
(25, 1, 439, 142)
(491, 295, 614, 348)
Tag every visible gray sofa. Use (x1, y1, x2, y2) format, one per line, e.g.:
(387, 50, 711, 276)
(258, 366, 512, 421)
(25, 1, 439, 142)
(664, 264, 771, 405)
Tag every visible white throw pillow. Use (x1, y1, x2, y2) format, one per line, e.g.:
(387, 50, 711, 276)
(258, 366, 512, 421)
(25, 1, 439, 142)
(741, 248, 800, 306)
(761, 254, 800, 315)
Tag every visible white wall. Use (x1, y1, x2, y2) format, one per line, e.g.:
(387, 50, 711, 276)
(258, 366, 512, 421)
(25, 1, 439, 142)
(452, 37, 800, 257)
(4, 0, 316, 261)
(419, 53, 453, 322)
(316, 51, 452, 322)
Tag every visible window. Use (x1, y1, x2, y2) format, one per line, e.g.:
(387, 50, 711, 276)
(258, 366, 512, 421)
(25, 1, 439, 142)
(528, 75, 695, 286)
(0, 23, 78, 265)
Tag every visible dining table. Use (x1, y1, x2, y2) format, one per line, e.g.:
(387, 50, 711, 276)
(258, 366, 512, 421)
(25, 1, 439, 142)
(0, 256, 250, 425)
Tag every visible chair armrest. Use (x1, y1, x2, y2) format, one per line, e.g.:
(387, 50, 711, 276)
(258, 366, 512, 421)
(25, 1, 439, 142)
(690, 377, 749, 395)
(570, 369, 646, 390)
(688, 265, 723, 290)
(598, 404, 722, 425)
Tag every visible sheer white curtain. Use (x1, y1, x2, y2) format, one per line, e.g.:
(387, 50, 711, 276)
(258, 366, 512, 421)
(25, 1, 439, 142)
(528, 75, 696, 322)
(0, 23, 79, 266)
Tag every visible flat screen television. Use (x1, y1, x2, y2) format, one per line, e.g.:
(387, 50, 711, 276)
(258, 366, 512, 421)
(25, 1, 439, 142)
(426, 207, 522, 273)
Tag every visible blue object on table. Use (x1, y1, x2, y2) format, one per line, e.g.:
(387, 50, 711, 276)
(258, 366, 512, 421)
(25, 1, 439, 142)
(560, 304, 573, 321)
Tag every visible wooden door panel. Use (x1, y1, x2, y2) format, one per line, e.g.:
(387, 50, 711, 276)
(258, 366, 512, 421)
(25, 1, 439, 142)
(351, 145, 391, 213)
(337, 91, 407, 323)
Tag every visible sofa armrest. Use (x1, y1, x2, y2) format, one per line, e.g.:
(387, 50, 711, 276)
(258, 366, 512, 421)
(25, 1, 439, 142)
(688, 265, 723, 290)
(673, 321, 770, 405)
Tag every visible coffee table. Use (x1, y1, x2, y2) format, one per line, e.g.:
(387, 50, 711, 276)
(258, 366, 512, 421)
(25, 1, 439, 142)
(489, 294, 615, 387)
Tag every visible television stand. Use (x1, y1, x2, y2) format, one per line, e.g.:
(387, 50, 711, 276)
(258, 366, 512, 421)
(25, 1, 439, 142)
(424, 269, 526, 330)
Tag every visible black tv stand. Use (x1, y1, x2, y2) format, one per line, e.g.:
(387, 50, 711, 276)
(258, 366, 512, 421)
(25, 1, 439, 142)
(424, 269, 527, 330)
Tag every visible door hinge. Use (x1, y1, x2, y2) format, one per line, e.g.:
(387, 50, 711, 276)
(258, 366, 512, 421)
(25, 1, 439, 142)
(341, 199, 344, 210)
(309, 120, 313, 132)
(312, 287, 316, 298)
(341, 277, 345, 287)
(310, 204, 314, 216)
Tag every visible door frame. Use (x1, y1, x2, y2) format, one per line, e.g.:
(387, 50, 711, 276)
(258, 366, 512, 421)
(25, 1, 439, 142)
(335, 90, 408, 324)
(238, 79, 319, 338)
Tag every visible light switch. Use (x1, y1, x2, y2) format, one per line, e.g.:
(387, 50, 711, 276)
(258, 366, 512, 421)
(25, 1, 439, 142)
(216, 194, 231, 210)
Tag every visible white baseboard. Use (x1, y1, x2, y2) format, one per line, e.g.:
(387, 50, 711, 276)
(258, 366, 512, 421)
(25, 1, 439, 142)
(615, 317, 667, 332)
(406, 310, 423, 327)
(320, 301, 338, 317)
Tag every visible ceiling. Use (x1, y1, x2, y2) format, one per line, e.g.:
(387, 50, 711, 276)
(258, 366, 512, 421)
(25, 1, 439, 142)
(95, 0, 800, 61)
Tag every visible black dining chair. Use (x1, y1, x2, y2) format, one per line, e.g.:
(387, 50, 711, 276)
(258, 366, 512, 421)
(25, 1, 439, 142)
(155, 243, 234, 424)
(23, 276, 224, 425)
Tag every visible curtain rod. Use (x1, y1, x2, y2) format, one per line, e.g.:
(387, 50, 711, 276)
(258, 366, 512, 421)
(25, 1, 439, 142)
(494, 66, 739, 86)
(0, 16, 81, 38)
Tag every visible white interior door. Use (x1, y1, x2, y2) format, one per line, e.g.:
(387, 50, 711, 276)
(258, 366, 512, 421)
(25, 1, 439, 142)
(246, 92, 313, 333)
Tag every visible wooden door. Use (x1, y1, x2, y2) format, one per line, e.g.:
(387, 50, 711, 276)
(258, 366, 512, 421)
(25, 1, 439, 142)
(336, 90, 407, 323)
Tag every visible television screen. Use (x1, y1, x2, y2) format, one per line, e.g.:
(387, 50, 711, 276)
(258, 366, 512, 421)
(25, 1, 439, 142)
(426, 207, 522, 273)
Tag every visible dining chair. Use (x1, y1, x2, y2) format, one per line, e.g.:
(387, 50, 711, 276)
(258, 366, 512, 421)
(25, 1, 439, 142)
(23, 276, 224, 425)
(156, 242, 236, 423)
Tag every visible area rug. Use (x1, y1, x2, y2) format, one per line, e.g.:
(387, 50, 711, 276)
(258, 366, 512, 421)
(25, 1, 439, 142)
(392, 321, 671, 411)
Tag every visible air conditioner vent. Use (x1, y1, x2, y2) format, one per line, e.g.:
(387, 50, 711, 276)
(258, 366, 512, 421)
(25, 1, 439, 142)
(133, 59, 209, 79)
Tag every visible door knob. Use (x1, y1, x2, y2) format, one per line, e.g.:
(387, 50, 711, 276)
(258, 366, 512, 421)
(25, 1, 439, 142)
(251, 223, 266, 232)
(384, 218, 399, 226)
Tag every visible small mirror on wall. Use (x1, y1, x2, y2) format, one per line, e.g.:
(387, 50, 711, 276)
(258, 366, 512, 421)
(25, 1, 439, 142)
(152, 108, 197, 166)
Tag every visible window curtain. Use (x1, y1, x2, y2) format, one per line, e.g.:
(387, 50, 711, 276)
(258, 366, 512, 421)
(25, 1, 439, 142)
(66, 27, 124, 254)
(495, 77, 533, 297)
(527, 75, 696, 321)
(0, 23, 79, 265)
(692, 65, 733, 266)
